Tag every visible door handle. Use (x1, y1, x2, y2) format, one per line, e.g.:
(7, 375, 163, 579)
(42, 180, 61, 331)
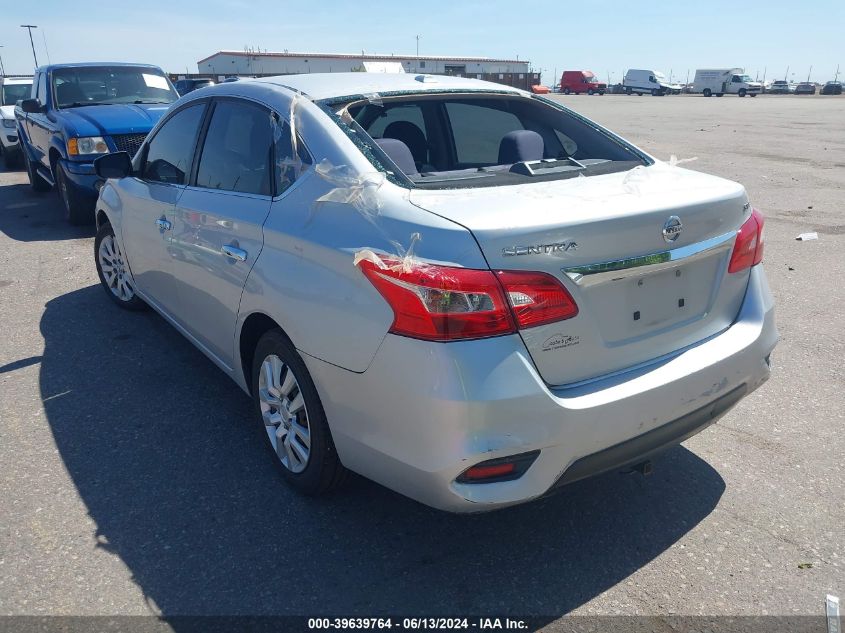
(155, 218, 172, 231)
(222, 244, 247, 262)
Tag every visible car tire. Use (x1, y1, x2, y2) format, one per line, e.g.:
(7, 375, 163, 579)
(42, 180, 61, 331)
(1, 144, 20, 169)
(651, 88, 659, 96)
(738, 89, 747, 97)
(56, 163, 93, 225)
(750, 93, 757, 97)
(94, 222, 147, 311)
(703, 89, 712, 97)
(626, 87, 632, 95)
(252, 329, 348, 496)
(22, 145, 50, 191)
(587, 89, 594, 95)
(563, 87, 571, 95)
(716, 93, 724, 97)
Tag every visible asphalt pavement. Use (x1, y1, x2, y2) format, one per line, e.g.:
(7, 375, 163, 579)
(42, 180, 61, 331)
(0, 94, 842, 625)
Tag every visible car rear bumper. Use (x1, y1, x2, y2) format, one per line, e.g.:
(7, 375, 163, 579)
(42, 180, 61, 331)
(305, 265, 777, 512)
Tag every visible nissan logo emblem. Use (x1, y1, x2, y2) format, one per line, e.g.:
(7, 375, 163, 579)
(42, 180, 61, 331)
(662, 216, 683, 243)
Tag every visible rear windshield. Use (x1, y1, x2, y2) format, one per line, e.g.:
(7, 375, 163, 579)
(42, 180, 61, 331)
(2, 83, 32, 106)
(341, 94, 647, 189)
(52, 66, 178, 108)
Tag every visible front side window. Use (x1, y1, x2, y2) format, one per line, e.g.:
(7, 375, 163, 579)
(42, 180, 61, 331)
(2, 83, 32, 106)
(142, 103, 205, 185)
(195, 100, 273, 196)
(52, 66, 178, 108)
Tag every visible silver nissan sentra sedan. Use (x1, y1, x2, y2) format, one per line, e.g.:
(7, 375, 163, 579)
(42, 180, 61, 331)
(91, 73, 777, 512)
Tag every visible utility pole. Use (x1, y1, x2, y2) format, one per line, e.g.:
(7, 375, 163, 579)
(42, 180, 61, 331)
(835, 64, 840, 82)
(784, 66, 789, 81)
(0, 46, 5, 76)
(415, 34, 421, 73)
(21, 25, 39, 68)
(807, 65, 812, 82)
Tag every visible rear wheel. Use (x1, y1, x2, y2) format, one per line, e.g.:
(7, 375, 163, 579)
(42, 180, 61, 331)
(252, 330, 347, 495)
(56, 163, 93, 225)
(22, 145, 50, 191)
(750, 93, 757, 97)
(703, 89, 712, 97)
(94, 222, 146, 310)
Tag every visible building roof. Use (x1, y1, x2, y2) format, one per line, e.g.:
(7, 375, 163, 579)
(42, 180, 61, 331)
(198, 50, 526, 66)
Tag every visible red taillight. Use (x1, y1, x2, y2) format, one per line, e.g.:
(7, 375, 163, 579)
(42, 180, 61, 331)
(358, 258, 516, 341)
(497, 270, 579, 328)
(728, 208, 765, 273)
(358, 258, 579, 342)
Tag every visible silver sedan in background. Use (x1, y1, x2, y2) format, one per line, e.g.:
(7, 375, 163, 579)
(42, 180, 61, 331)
(92, 73, 777, 512)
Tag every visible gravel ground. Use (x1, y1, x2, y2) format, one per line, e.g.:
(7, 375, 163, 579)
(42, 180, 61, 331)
(0, 94, 842, 626)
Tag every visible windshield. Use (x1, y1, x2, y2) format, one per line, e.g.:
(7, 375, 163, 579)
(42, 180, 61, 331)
(739, 75, 754, 83)
(343, 94, 647, 189)
(2, 83, 32, 106)
(653, 72, 667, 81)
(52, 66, 178, 108)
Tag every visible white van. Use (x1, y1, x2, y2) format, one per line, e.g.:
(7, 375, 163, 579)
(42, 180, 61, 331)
(693, 69, 762, 97)
(623, 69, 680, 96)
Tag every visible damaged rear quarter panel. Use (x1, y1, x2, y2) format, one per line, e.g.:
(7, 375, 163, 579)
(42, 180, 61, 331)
(238, 95, 488, 373)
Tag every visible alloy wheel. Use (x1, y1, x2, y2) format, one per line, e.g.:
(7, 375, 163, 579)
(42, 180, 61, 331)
(98, 234, 135, 302)
(258, 354, 311, 474)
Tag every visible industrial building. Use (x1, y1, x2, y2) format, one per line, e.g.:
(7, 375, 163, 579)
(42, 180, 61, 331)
(193, 50, 538, 90)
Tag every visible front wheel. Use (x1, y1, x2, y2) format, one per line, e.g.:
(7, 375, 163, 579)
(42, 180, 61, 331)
(750, 93, 757, 97)
(703, 89, 712, 97)
(563, 87, 571, 95)
(56, 163, 93, 225)
(252, 330, 347, 495)
(651, 88, 659, 96)
(738, 88, 747, 97)
(94, 222, 146, 310)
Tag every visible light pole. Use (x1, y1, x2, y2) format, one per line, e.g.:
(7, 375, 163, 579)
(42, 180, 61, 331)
(21, 25, 39, 68)
(415, 34, 421, 73)
(0, 46, 5, 76)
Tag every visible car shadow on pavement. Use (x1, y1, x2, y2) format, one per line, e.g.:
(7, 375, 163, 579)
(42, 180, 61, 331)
(39, 284, 726, 620)
(0, 183, 95, 242)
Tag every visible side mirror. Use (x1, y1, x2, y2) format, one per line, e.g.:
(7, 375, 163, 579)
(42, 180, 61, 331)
(21, 98, 44, 114)
(94, 152, 133, 179)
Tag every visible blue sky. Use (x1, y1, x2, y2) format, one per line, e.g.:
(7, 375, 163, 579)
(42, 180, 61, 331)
(3, 0, 843, 84)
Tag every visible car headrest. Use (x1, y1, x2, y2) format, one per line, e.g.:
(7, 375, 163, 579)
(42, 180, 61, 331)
(375, 138, 419, 176)
(383, 121, 427, 165)
(498, 130, 545, 164)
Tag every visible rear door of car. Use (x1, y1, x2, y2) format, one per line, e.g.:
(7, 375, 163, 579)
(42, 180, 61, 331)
(120, 100, 207, 316)
(167, 97, 276, 369)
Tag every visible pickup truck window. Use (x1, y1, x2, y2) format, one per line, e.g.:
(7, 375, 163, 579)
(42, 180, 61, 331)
(142, 103, 205, 185)
(52, 66, 178, 108)
(1, 83, 31, 106)
(37, 73, 47, 102)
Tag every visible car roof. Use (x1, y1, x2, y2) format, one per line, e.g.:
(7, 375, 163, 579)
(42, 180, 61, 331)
(36, 62, 166, 72)
(251, 72, 525, 101)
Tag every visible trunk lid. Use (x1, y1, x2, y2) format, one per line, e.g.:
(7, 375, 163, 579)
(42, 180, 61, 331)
(408, 164, 752, 386)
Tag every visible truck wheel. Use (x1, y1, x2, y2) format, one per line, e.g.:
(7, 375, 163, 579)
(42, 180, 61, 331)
(23, 146, 50, 191)
(703, 89, 712, 97)
(587, 89, 594, 95)
(563, 87, 571, 95)
(651, 88, 659, 96)
(626, 87, 632, 95)
(738, 88, 747, 97)
(716, 93, 724, 97)
(56, 163, 93, 225)
(750, 93, 757, 97)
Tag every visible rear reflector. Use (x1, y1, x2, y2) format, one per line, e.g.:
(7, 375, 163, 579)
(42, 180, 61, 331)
(456, 450, 541, 484)
(728, 207, 765, 273)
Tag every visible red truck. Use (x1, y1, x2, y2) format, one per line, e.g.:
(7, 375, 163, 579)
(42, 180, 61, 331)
(559, 70, 606, 95)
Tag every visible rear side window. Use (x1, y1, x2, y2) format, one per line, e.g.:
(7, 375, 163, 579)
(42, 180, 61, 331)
(142, 103, 205, 185)
(445, 101, 523, 166)
(196, 100, 273, 196)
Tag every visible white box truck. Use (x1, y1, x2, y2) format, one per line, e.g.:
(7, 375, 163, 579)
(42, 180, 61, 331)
(692, 69, 762, 97)
(623, 69, 681, 96)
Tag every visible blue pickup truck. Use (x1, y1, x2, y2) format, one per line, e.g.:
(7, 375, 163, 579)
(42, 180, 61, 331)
(15, 62, 178, 224)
